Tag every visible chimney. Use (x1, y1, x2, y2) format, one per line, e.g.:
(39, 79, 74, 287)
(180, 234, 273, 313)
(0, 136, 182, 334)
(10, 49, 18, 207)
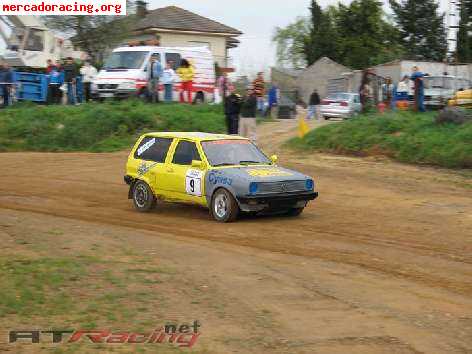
(136, 1, 148, 18)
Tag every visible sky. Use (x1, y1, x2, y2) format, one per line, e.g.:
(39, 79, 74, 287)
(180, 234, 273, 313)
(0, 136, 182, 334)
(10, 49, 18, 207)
(146, 0, 451, 77)
(0, 0, 451, 76)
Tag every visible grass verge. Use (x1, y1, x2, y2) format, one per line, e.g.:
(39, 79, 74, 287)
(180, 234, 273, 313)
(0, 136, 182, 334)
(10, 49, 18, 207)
(0, 100, 225, 152)
(287, 111, 472, 169)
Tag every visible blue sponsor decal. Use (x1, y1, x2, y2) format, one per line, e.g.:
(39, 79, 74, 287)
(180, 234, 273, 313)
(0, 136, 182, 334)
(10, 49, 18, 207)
(208, 171, 233, 186)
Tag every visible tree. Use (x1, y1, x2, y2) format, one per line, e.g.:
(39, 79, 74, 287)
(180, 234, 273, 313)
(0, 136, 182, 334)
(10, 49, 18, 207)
(272, 17, 310, 68)
(304, 0, 338, 65)
(334, 0, 400, 69)
(457, 0, 472, 62)
(44, 1, 136, 63)
(389, 0, 446, 61)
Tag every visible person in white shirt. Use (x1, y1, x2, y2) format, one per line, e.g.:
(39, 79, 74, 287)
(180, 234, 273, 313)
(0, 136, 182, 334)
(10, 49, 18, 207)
(80, 60, 98, 102)
(161, 61, 176, 102)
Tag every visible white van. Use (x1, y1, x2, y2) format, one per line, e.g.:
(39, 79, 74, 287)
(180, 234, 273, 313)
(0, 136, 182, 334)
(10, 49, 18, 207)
(91, 46, 216, 102)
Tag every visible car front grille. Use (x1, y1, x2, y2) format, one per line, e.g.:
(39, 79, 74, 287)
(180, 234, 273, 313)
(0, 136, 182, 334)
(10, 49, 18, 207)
(98, 84, 118, 90)
(257, 180, 306, 194)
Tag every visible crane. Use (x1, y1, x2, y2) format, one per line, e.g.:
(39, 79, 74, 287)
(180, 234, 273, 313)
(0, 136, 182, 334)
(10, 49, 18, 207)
(0, 15, 83, 69)
(446, 0, 461, 63)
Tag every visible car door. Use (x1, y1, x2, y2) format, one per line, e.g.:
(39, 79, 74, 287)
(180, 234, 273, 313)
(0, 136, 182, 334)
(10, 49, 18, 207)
(132, 136, 173, 193)
(161, 139, 206, 204)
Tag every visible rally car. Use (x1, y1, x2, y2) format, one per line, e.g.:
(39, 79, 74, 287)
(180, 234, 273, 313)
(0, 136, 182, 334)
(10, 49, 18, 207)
(124, 132, 318, 222)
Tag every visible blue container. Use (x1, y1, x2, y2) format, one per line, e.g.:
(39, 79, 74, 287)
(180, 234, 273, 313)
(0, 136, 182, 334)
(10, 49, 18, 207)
(13, 72, 49, 102)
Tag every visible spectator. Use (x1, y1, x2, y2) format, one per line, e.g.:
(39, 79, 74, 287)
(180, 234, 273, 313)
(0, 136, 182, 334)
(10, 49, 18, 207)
(397, 75, 410, 97)
(239, 87, 258, 142)
(0, 63, 13, 108)
(161, 61, 176, 102)
(411, 66, 425, 112)
(217, 73, 230, 102)
(382, 76, 395, 109)
(267, 85, 279, 117)
(224, 90, 241, 135)
(147, 54, 163, 103)
(177, 59, 195, 104)
(80, 60, 97, 102)
(63, 57, 79, 105)
(307, 89, 321, 120)
(47, 64, 65, 105)
(252, 72, 265, 115)
(46, 59, 55, 74)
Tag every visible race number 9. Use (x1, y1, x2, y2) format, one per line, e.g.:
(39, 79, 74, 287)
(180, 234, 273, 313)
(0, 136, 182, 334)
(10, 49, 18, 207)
(186, 169, 203, 196)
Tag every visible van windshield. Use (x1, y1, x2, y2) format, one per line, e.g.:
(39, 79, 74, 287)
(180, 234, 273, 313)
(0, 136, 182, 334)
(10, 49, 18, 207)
(104, 51, 148, 70)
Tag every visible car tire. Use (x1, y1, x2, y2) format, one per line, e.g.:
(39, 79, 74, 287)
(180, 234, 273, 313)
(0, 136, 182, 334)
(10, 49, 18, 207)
(210, 189, 239, 223)
(132, 180, 156, 212)
(286, 207, 304, 217)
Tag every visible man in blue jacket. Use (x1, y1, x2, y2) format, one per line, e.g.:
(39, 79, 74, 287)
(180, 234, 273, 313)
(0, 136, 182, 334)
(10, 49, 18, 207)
(147, 54, 163, 103)
(410, 66, 425, 112)
(47, 63, 65, 104)
(0, 63, 13, 108)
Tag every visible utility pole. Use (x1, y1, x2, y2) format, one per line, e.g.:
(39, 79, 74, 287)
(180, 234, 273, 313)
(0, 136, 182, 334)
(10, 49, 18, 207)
(446, 0, 461, 63)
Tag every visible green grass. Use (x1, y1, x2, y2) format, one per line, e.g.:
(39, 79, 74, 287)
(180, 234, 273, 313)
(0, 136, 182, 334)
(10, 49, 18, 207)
(288, 111, 472, 169)
(0, 100, 225, 152)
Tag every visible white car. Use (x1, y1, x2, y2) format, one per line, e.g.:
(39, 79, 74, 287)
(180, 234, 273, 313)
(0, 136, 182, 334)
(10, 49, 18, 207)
(320, 93, 362, 119)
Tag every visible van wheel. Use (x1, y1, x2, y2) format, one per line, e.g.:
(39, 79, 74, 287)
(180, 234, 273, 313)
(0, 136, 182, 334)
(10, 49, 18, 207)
(132, 181, 156, 212)
(210, 189, 239, 222)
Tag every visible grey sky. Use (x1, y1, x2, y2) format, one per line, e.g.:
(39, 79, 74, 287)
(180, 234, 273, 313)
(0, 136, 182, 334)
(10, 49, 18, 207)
(147, 0, 450, 77)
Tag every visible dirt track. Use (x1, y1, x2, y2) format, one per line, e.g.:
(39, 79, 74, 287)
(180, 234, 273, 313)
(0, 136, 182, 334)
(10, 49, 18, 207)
(0, 119, 471, 353)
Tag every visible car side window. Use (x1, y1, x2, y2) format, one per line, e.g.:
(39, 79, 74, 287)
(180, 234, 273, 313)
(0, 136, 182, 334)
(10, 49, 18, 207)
(134, 137, 172, 163)
(165, 53, 181, 70)
(172, 141, 201, 165)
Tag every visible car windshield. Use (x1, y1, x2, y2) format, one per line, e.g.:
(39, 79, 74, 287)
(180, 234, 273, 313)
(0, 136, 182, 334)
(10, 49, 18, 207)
(327, 93, 351, 101)
(202, 140, 271, 167)
(423, 77, 454, 89)
(103, 51, 148, 70)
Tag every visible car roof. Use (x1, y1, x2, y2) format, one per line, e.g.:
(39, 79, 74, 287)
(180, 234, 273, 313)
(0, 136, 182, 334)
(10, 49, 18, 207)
(143, 132, 249, 142)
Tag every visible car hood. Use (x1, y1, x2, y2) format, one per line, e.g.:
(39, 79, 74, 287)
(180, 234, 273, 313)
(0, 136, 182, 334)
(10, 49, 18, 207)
(212, 165, 310, 182)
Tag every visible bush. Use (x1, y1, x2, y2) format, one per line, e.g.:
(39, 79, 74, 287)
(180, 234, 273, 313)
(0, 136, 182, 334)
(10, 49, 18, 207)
(288, 111, 472, 169)
(0, 101, 225, 152)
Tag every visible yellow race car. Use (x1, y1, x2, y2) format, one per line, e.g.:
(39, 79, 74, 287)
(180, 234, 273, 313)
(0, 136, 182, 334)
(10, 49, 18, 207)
(124, 132, 318, 222)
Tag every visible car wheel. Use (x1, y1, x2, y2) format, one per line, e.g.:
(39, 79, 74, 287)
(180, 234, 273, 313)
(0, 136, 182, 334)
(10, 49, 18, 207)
(286, 207, 304, 217)
(132, 181, 156, 212)
(210, 189, 239, 222)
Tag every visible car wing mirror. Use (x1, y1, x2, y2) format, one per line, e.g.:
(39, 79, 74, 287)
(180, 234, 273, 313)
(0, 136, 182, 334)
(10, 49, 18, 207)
(270, 155, 278, 164)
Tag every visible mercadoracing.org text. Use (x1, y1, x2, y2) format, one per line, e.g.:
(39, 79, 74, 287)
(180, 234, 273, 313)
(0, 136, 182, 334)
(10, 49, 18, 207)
(0, 0, 126, 15)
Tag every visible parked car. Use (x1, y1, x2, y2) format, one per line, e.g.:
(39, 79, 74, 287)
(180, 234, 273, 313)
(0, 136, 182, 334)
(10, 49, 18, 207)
(92, 45, 215, 102)
(320, 93, 362, 119)
(419, 76, 472, 108)
(405, 75, 472, 108)
(125, 132, 318, 222)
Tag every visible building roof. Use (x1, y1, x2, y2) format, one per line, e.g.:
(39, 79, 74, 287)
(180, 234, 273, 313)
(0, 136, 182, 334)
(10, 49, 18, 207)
(272, 67, 303, 78)
(133, 6, 242, 35)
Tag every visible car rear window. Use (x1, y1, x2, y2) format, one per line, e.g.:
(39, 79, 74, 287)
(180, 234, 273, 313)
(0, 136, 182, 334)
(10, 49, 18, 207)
(134, 137, 172, 163)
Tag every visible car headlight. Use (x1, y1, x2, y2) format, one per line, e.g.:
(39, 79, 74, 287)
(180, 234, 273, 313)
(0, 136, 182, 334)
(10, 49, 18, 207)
(305, 179, 314, 191)
(120, 81, 135, 90)
(249, 182, 258, 195)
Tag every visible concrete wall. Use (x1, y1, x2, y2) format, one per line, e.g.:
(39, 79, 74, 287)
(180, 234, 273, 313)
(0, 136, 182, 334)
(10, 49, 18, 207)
(130, 31, 229, 67)
(296, 57, 350, 103)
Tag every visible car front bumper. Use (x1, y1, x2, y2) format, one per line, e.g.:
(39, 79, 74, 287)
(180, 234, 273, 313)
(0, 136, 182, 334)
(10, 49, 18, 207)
(237, 191, 319, 212)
